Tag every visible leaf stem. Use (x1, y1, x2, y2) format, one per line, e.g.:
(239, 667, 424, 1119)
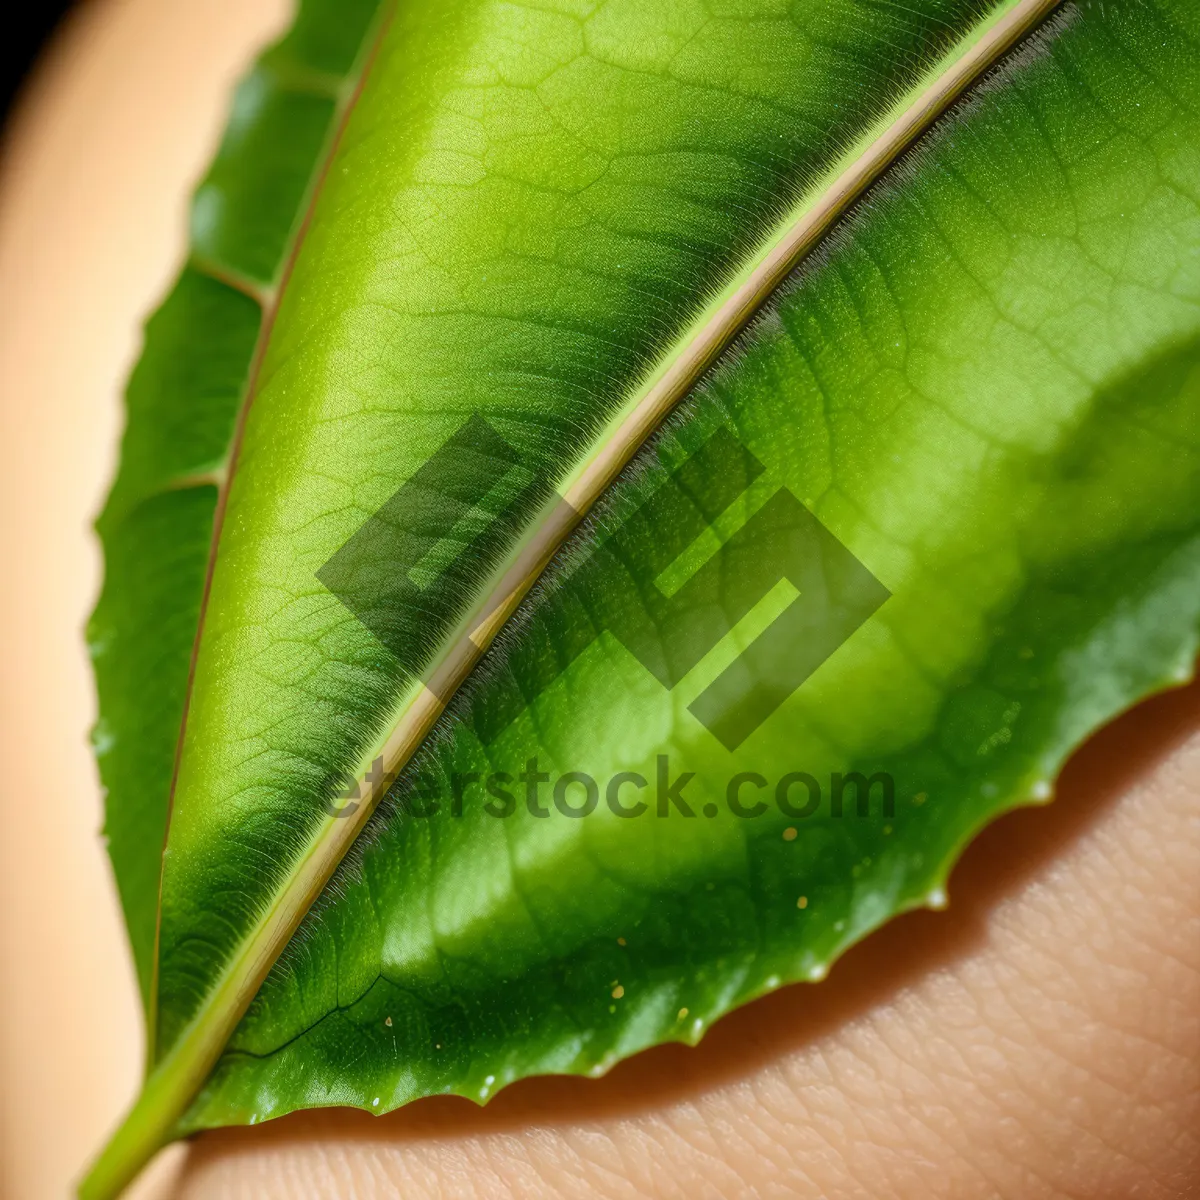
(77, 1060, 185, 1200)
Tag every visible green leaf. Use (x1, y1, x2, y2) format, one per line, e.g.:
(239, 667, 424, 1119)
(84, 0, 1200, 1195)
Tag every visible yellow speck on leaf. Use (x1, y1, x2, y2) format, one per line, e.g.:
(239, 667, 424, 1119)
(797, 896, 808, 909)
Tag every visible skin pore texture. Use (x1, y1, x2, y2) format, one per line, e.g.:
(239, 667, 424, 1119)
(0, 1, 1195, 1198)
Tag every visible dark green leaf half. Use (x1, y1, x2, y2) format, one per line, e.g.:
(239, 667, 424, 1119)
(88, 0, 386, 1008)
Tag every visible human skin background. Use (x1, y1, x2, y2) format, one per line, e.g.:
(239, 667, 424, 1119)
(0, 2, 1196, 1198)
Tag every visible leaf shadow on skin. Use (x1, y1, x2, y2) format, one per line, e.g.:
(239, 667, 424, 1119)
(187, 678, 1200, 1149)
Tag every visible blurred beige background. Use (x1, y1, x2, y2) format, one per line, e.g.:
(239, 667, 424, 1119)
(0, 3, 286, 1195)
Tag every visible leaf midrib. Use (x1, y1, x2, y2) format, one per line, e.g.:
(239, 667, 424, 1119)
(88, 1, 1065, 1194)
(334, 0, 1068, 869)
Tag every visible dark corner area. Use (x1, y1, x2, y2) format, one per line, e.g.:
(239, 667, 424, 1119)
(2, 1, 76, 127)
